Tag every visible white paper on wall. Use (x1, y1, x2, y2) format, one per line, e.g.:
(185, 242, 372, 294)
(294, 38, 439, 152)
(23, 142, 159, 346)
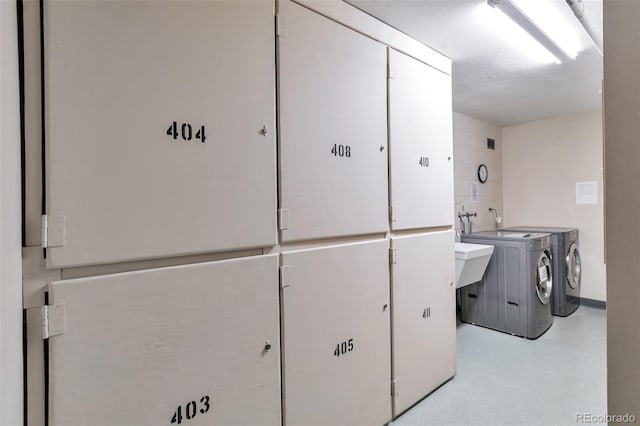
(539, 265, 548, 282)
(470, 182, 479, 203)
(576, 181, 598, 205)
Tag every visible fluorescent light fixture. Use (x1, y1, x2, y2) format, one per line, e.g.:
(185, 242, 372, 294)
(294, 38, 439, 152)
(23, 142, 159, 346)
(483, 5, 561, 64)
(513, 0, 580, 59)
(488, 0, 577, 63)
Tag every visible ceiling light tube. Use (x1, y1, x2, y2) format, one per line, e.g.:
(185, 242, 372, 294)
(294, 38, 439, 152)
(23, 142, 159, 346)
(488, 0, 573, 63)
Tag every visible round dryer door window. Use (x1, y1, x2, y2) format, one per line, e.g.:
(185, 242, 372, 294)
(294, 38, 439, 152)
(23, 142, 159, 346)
(536, 251, 553, 304)
(566, 243, 581, 289)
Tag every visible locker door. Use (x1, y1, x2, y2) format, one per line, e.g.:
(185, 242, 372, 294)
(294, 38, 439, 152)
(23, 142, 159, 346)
(391, 231, 455, 417)
(281, 240, 391, 425)
(44, 1, 277, 268)
(47, 255, 280, 426)
(278, 1, 389, 243)
(388, 49, 454, 230)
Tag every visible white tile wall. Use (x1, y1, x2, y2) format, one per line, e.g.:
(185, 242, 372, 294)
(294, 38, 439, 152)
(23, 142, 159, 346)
(452, 112, 503, 236)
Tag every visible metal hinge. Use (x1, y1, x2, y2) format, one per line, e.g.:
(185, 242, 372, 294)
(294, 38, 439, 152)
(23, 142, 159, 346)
(389, 248, 397, 265)
(278, 209, 289, 230)
(276, 14, 287, 37)
(280, 265, 290, 289)
(41, 215, 65, 248)
(391, 379, 399, 396)
(41, 304, 65, 339)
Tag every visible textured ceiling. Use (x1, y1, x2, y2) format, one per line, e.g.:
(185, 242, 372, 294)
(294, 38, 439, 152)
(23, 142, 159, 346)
(348, 0, 603, 126)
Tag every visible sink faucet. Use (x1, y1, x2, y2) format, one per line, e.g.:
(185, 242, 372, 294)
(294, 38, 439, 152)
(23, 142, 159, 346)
(456, 202, 466, 235)
(456, 202, 476, 235)
(488, 208, 500, 230)
(462, 211, 477, 234)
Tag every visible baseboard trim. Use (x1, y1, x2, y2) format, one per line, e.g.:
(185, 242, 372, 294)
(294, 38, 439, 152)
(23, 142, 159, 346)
(580, 297, 606, 310)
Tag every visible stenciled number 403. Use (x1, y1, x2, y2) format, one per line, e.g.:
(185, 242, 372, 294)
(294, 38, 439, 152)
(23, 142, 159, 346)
(171, 395, 210, 424)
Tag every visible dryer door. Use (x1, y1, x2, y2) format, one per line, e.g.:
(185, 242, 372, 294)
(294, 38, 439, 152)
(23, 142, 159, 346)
(566, 243, 581, 289)
(536, 251, 553, 304)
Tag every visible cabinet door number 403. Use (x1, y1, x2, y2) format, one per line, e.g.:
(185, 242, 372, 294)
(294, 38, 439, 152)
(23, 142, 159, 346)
(334, 338, 354, 357)
(166, 122, 206, 143)
(170, 395, 210, 424)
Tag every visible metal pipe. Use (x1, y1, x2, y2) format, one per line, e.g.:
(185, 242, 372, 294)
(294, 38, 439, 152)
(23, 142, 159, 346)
(565, 0, 603, 55)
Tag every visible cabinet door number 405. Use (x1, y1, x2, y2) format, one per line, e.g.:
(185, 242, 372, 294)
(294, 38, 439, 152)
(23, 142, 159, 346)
(334, 338, 354, 357)
(170, 395, 210, 424)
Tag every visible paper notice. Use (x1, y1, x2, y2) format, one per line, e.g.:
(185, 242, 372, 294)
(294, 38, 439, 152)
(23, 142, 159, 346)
(471, 182, 479, 203)
(539, 266, 548, 282)
(576, 181, 598, 205)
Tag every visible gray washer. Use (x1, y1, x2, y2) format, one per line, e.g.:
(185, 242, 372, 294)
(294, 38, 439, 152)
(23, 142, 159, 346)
(504, 227, 581, 316)
(459, 231, 553, 339)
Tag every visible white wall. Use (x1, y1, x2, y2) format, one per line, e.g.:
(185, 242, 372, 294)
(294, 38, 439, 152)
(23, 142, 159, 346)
(604, 0, 640, 416)
(502, 111, 605, 302)
(0, 0, 24, 424)
(453, 112, 503, 235)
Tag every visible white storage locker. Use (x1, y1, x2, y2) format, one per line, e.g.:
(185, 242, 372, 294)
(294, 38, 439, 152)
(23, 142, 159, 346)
(388, 49, 454, 230)
(277, 1, 389, 243)
(44, 1, 277, 268)
(390, 231, 455, 417)
(281, 240, 391, 425)
(46, 255, 280, 426)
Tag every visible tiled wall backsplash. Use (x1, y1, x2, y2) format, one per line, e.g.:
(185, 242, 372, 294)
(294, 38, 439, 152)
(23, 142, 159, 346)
(453, 112, 503, 237)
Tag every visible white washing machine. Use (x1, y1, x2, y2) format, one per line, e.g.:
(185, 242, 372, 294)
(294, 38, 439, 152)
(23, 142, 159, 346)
(504, 227, 581, 316)
(459, 231, 553, 339)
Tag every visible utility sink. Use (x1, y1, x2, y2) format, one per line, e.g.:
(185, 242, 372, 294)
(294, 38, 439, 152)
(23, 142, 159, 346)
(455, 242, 494, 289)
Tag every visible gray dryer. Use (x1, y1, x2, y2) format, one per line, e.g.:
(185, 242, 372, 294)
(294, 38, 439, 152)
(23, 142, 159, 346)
(459, 231, 553, 339)
(504, 227, 581, 316)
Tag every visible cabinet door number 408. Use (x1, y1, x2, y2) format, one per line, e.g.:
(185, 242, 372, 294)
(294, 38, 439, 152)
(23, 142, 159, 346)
(331, 144, 351, 158)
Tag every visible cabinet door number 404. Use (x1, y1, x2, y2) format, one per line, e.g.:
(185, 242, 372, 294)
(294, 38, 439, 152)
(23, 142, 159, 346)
(166, 122, 206, 143)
